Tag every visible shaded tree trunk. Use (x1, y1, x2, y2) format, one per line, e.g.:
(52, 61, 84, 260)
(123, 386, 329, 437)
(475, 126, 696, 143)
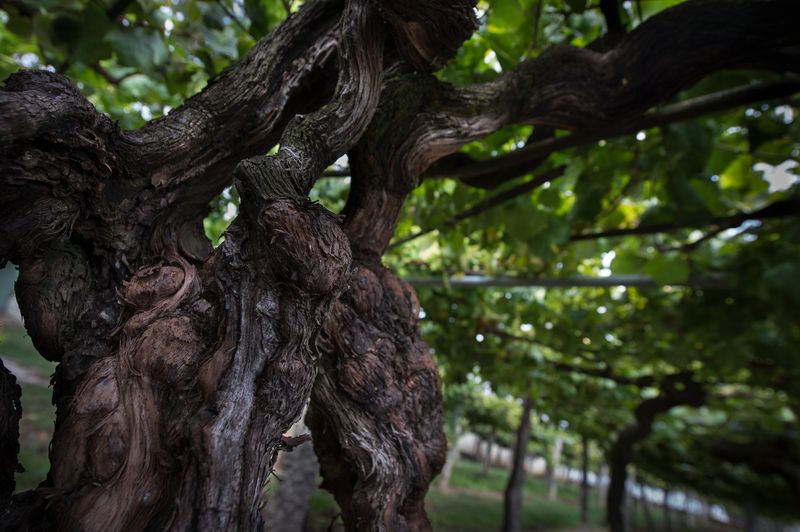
(547, 437, 564, 501)
(482, 432, 496, 476)
(306, 262, 447, 531)
(663, 486, 672, 532)
(502, 396, 533, 532)
(606, 373, 705, 532)
(744, 496, 758, 532)
(597, 465, 609, 507)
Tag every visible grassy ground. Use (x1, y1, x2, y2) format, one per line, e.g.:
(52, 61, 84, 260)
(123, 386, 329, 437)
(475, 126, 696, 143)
(303, 458, 724, 531)
(305, 458, 607, 531)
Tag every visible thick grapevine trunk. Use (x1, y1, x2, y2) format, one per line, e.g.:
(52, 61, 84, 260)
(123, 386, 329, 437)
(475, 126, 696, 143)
(0, 1, 385, 528)
(44, 196, 350, 531)
(308, 262, 447, 531)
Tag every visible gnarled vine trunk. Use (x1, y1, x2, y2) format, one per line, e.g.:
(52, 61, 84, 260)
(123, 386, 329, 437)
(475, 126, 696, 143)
(1, 0, 799, 529)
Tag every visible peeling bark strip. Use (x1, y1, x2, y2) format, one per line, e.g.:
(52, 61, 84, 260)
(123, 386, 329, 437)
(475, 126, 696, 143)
(263, 418, 320, 532)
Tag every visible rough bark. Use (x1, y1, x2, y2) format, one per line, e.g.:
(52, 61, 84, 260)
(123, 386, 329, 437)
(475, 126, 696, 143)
(1, 0, 469, 528)
(304, 26, 470, 527)
(1, 0, 381, 528)
(0, 4, 352, 488)
(381, 0, 476, 71)
(606, 373, 706, 532)
(432, 77, 800, 188)
(502, 396, 533, 532)
(307, 264, 446, 531)
(303, 82, 453, 529)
